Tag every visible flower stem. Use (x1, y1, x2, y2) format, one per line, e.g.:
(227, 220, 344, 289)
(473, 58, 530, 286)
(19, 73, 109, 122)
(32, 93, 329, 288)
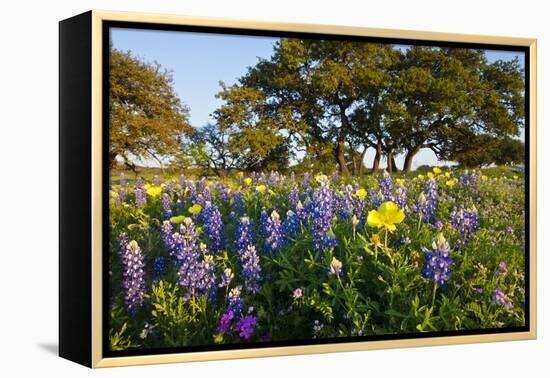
(431, 284, 437, 309)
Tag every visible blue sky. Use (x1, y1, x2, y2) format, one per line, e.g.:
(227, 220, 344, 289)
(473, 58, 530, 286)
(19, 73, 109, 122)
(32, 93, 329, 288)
(111, 28, 525, 169)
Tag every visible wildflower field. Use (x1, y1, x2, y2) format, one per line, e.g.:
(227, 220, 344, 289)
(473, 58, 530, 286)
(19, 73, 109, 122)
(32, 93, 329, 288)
(108, 168, 526, 351)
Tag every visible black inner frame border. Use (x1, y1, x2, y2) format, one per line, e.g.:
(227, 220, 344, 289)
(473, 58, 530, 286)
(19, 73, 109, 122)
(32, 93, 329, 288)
(102, 20, 531, 359)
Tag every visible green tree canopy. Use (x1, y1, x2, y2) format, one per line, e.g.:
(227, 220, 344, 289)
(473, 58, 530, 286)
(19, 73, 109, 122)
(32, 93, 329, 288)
(109, 47, 192, 170)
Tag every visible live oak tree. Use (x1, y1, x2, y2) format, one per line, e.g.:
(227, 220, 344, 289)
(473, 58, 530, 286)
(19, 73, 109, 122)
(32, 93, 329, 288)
(109, 47, 192, 171)
(384, 47, 524, 171)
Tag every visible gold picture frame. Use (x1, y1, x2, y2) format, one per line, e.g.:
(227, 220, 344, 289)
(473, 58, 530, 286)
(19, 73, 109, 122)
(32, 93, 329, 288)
(59, 9, 537, 368)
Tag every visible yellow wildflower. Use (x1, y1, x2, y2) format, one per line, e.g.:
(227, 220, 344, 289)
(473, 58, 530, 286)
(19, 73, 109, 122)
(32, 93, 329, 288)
(433, 167, 442, 174)
(395, 178, 404, 185)
(367, 201, 405, 232)
(482, 175, 488, 181)
(446, 178, 458, 187)
(188, 203, 202, 215)
(418, 174, 425, 180)
(146, 186, 163, 198)
(354, 188, 367, 199)
(244, 177, 252, 186)
(427, 172, 435, 179)
(513, 175, 519, 180)
(445, 172, 451, 178)
(256, 184, 266, 193)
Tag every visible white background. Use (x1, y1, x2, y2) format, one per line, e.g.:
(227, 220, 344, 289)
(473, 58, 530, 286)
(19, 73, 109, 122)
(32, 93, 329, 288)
(0, 0, 547, 376)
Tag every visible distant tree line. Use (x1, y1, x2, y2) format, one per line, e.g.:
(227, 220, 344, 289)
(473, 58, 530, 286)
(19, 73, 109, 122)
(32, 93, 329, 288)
(109, 40, 525, 176)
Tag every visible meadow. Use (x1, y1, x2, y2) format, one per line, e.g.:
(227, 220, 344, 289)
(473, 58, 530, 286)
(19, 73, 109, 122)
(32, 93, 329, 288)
(108, 167, 526, 351)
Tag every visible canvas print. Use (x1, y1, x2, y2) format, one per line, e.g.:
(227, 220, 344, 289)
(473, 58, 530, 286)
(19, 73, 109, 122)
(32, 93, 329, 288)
(106, 26, 527, 354)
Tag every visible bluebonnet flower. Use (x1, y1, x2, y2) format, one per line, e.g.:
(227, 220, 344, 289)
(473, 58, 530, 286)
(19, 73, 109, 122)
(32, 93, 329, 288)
(177, 241, 216, 301)
(449, 207, 479, 245)
(336, 185, 355, 222)
(421, 234, 453, 288)
(289, 186, 299, 211)
(258, 208, 269, 240)
(493, 287, 513, 310)
(331, 171, 339, 184)
(282, 210, 300, 243)
(227, 286, 244, 315)
(303, 172, 311, 192)
(241, 245, 262, 293)
(328, 257, 343, 276)
(235, 315, 257, 339)
(161, 193, 172, 218)
(202, 202, 224, 253)
(269, 171, 278, 187)
(161, 221, 176, 256)
(119, 172, 127, 188)
(394, 184, 407, 210)
(120, 239, 145, 314)
(415, 179, 438, 223)
(265, 210, 283, 253)
(311, 178, 337, 252)
(233, 191, 244, 214)
(235, 216, 254, 256)
(218, 268, 234, 288)
(134, 178, 146, 208)
(379, 173, 393, 202)
(367, 188, 383, 209)
(312, 320, 324, 338)
(153, 256, 165, 277)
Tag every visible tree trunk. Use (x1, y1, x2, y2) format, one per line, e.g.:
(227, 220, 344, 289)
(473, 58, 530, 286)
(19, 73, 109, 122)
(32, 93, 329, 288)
(387, 149, 394, 174)
(372, 142, 382, 173)
(335, 138, 350, 176)
(403, 147, 420, 172)
(358, 146, 368, 176)
(391, 156, 398, 173)
(336, 103, 351, 176)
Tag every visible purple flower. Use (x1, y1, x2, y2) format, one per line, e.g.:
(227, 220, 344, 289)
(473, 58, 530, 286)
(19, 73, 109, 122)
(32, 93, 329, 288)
(311, 179, 337, 252)
(161, 220, 176, 256)
(219, 268, 234, 288)
(367, 188, 383, 210)
(161, 193, 172, 218)
(134, 178, 146, 208)
(421, 234, 453, 288)
(241, 245, 262, 293)
(235, 216, 253, 256)
(235, 315, 257, 339)
(265, 210, 283, 253)
(120, 238, 145, 314)
(495, 261, 508, 276)
(493, 287, 513, 310)
(233, 191, 244, 214)
(414, 179, 438, 223)
(449, 207, 479, 245)
(282, 210, 300, 242)
(153, 256, 165, 277)
(217, 311, 235, 334)
(289, 186, 300, 211)
(227, 286, 244, 315)
(258, 208, 269, 240)
(379, 173, 393, 202)
(153, 175, 160, 186)
(203, 202, 224, 253)
(336, 184, 355, 222)
(293, 288, 303, 299)
(303, 172, 311, 192)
